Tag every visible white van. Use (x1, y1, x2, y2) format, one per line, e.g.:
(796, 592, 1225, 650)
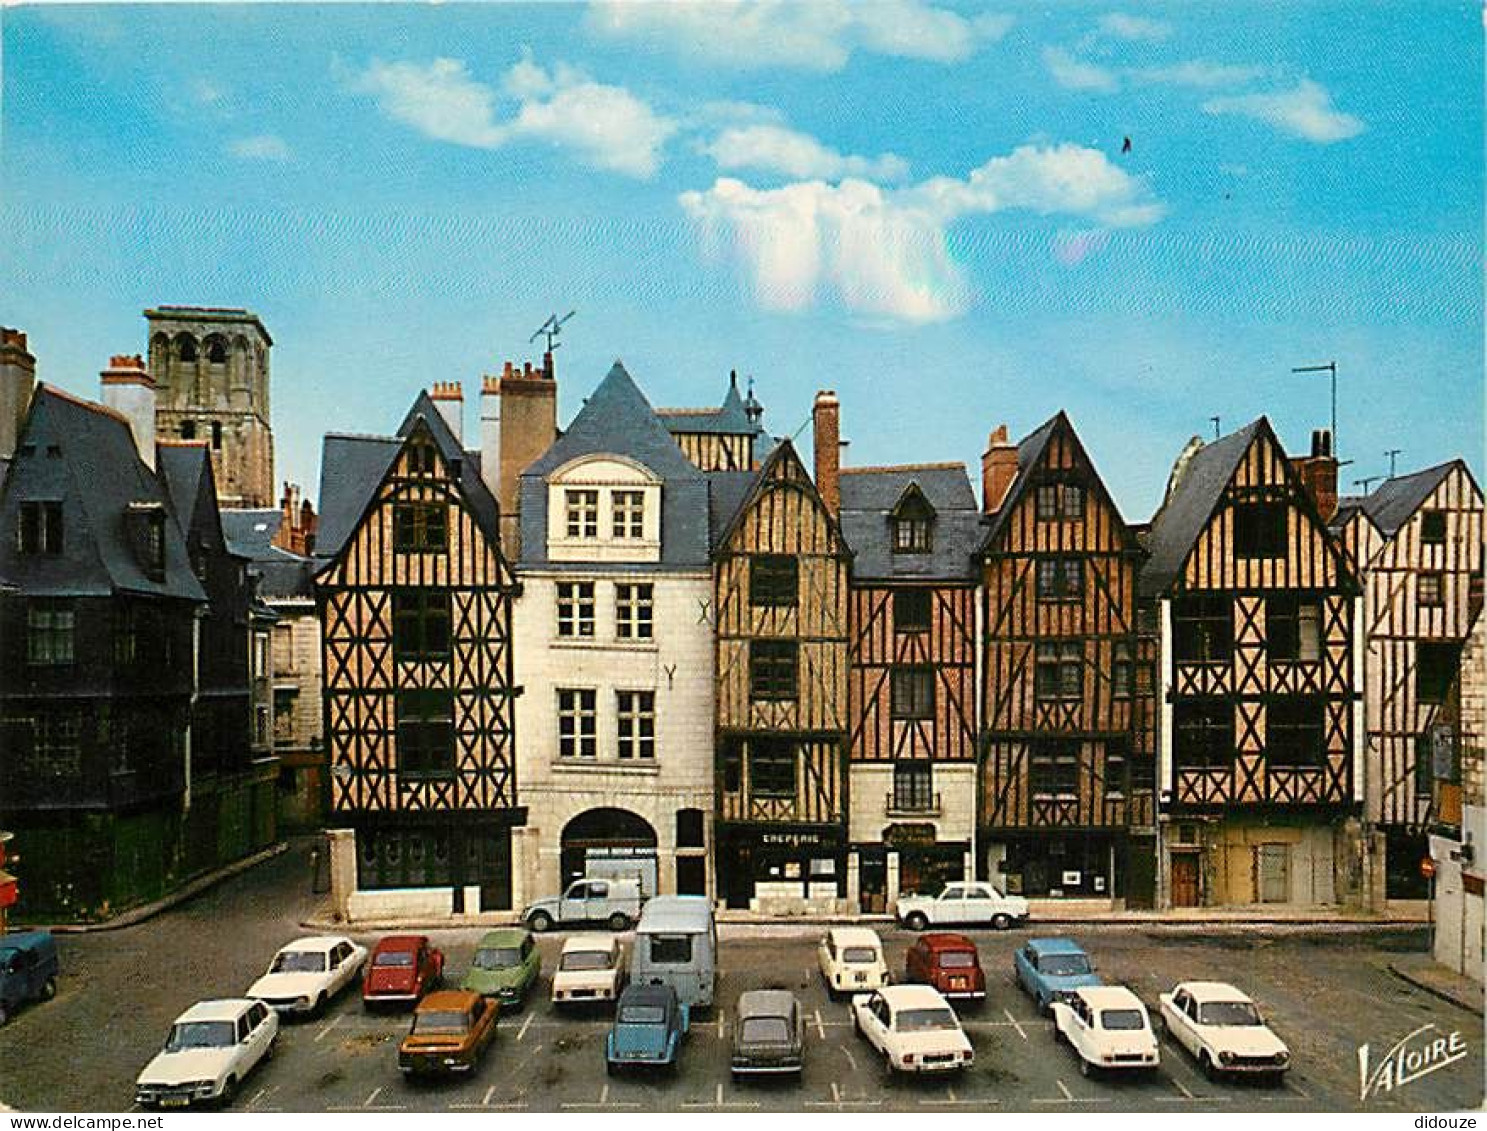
(631, 896, 716, 1010)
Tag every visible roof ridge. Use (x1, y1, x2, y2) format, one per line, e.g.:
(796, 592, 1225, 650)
(38, 383, 136, 430)
(656, 406, 721, 416)
(324, 430, 398, 443)
(843, 461, 966, 475)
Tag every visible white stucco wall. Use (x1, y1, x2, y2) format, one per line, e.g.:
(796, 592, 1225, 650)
(847, 763, 977, 845)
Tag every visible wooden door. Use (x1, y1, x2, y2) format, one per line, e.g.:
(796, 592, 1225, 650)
(1170, 853, 1200, 907)
(1256, 844, 1290, 904)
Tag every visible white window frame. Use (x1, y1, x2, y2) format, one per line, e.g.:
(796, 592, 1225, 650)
(616, 582, 654, 641)
(616, 690, 656, 760)
(557, 581, 596, 638)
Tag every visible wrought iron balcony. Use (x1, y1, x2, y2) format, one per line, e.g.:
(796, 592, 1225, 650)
(885, 791, 942, 817)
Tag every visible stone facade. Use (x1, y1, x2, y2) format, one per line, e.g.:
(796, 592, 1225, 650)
(271, 601, 324, 829)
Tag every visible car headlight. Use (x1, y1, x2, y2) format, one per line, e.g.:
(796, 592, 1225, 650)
(1275, 1050, 1291, 1065)
(1219, 1050, 1235, 1064)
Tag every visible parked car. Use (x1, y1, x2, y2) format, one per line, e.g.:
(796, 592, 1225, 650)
(0, 930, 59, 1026)
(1052, 985, 1160, 1078)
(817, 927, 889, 999)
(552, 935, 626, 1009)
(397, 990, 498, 1077)
(731, 990, 804, 1079)
(894, 880, 1029, 931)
(905, 933, 985, 1002)
(1158, 981, 1291, 1081)
(524, 877, 643, 932)
(851, 985, 974, 1075)
(461, 927, 541, 1009)
(632, 895, 717, 1010)
(135, 999, 277, 1108)
(363, 935, 444, 1010)
(248, 935, 367, 1017)
(606, 983, 689, 1075)
(1014, 937, 1101, 1014)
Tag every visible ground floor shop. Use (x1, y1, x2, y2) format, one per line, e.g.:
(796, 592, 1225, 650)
(1157, 812, 1367, 908)
(715, 822, 850, 913)
(981, 829, 1155, 905)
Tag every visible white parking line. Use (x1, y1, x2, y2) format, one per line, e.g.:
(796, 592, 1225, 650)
(365, 1086, 383, 1107)
(1172, 1077, 1195, 1099)
(1056, 1079, 1073, 1101)
(313, 1014, 343, 1043)
(1002, 1008, 1028, 1041)
(483, 1085, 496, 1105)
(921, 1086, 996, 1106)
(717, 1009, 726, 1039)
(517, 1012, 535, 1042)
(814, 1008, 827, 1040)
(601, 1083, 610, 1105)
(1288, 1080, 1312, 1100)
(841, 1045, 859, 1072)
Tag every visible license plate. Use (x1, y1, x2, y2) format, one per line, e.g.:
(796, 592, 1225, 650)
(855, 973, 865, 983)
(161, 1098, 191, 1108)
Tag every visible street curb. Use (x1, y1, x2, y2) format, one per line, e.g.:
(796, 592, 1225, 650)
(1387, 960, 1485, 1014)
(29, 842, 290, 934)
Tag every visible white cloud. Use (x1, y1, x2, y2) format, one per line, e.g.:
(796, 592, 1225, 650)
(703, 124, 909, 182)
(1136, 60, 1267, 88)
(587, 0, 1012, 72)
(228, 134, 291, 161)
(1098, 13, 1172, 41)
(1202, 79, 1364, 143)
(679, 143, 1163, 323)
(348, 56, 677, 177)
(1052, 227, 1111, 267)
(1043, 46, 1119, 93)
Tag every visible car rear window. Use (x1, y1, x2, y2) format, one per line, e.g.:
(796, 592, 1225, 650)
(412, 1011, 467, 1033)
(1101, 1009, 1146, 1031)
(619, 1004, 666, 1025)
(937, 951, 976, 969)
(896, 1007, 958, 1032)
(649, 934, 692, 964)
(561, 950, 613, 972)
(841, 947, 878, 964)
(473, 947, 521, 969)
(740, 1017, 791, 1044)
(374, 951, 415, 967)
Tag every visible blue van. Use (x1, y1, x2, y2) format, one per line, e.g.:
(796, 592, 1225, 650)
(0, 931, 60, 1025)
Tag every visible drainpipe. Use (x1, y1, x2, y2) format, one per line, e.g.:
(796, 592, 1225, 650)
(185, 606, 205, 812)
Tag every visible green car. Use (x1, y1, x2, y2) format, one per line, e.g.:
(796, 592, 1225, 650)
(461, 928, 541, 1009)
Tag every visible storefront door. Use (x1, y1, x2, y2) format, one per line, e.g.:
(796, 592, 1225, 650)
(1171, 853, 1200, 907)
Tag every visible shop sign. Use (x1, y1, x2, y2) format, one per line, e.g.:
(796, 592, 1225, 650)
(883, 823, 937, 848)
(760, 829, 841, 849)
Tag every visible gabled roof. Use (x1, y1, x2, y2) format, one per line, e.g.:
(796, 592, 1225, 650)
(0, 385, 206, 601)
(707, 439, 847, 559)
(1354, 460, 1474, 538)
(1138, 419, 1266, 598)
(221, 508, 283, 556)
(657, 371, 758, 436)
(839, 462, 980, 582)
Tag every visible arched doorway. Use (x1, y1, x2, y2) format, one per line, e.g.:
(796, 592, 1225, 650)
(561, 808, 659, 897)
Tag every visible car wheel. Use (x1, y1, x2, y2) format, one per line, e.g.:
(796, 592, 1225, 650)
(264, 1036, 276, 1061)
(607, 912, 632, 932)
(1199, 1051, 1216, 1081)
(992, 914, 1012, 931)
(40, 977, 57, 1002)
(529, 911, 554, 933)
(1078, 1057, 1093, 1079)
(852, 1011, 862, 1037)
(606, 1061, 618, 1078)
(883, 1050, 895, 1077)
(1038, 993, 1050, 1016)
(905, 912, 929, 932)
(313, 993, 328, 1019)
(219, 1077, 238, 1109)
(1052, 1021, 1066, 1045)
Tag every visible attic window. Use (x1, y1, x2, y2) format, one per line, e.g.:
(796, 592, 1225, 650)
(1234, 502, 1286, 559)
(1421, 511, 1447, 544)
(125, 504, 168, 579)
(891, 490, 935, 554)
(407, 442, 438, 475)
(1036, 483, 1085, 521)
(18, 501, 63, 555)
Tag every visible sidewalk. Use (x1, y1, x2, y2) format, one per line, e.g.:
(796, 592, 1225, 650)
(22, 842, 289, 934)
(1387, 953, 1485, 1014)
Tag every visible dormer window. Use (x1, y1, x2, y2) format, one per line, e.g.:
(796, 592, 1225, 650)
(890, 485, 935, 554)
(565, 489, 599, 538)
(125, 504, 167, 579)
(18, 501, 63, 555)
(612, 491, 645, 539)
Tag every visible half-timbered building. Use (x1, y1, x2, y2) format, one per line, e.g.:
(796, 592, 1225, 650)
(512, 362, 716, 901)
(978, 414, 1155, 905)
(1142, 420, 1362, 907)
(314, 389, 522, 916)
(1332, 460, 1484, 900)
(710, 399, 851, 912)
(840, 452, 981, 912)
(656, 370, 765, 472)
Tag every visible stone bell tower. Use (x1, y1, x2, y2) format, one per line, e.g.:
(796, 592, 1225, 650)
(144, 305, 275, 508)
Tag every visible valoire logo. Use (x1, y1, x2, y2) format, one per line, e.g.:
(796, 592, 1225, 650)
(1358, 1023, 1468, 1101)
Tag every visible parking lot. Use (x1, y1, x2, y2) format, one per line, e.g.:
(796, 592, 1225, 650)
(0, 845, 1480, 1113)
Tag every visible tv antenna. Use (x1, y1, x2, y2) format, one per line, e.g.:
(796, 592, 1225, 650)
(1355, 475, 1383, 494)
(1385, 448, 1402, 478)
(1291, 360, 1339, 456)
(530, 310, 576, 353)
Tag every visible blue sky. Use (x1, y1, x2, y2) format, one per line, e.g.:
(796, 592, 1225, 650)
(2, 1, 1481, 519)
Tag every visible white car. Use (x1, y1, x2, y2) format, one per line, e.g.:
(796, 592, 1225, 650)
(135, 999, 277, 1108)
(1051, 985, 1160, 1077)
(552, 935, 626, 1007)
(248, 935, 367, 1016)
(894, 881, 1029, 931)
(851, 985, 973, 1075)
(1158, 981, 1291, 1080)
(818, 927, 890, 998)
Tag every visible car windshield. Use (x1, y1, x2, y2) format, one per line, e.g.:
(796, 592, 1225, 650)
(561, 950, 613, 972)
(841, 947, 879, 965)
(374, 951, 415, 968)
(411, 1011, 467, 1034)
(1199, 1001, 1262, 1026)
(938, 952, 976, 969)
(1039, 955, 1091, 977)
(740, 1017, 791, 1044)
(165, 1021, 236, 1051)
(473, 947, 521, 969)
(1101, 1009, 1146, 1031)
(896, 1007, 959, 1033)
(619, 1004, 666, 1025)
(270, 950, 326, 973)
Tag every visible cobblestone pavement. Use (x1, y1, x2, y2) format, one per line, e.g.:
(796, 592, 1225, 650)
(0, 841, 1480, 1113)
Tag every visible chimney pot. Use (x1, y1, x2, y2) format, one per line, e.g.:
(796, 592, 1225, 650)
(100, 354, 156, 469)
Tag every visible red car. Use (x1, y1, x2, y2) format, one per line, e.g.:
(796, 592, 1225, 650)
(905, 933, 985, 1003)
(363, 935, 444, 1010)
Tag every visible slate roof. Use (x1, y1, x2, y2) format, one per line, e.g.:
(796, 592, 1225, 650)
(657, 372, 756, 436)
(0, 385, 206, 601)
(519, 361, 712, 571)
(1352, 461, 1465, 538)
(839, 462, 980, 582)
(705, 469, 762, 553)
(222, 508, 315, 600)
(1138, 418, 1266, 598)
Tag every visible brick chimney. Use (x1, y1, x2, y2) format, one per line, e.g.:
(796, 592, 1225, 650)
(101, 354, 156, 470)
(982, 424, 1019, 514)
(495, 355, 558, 558)
(0, 327, 36, 463)
(812, 390, 840, 517)
(274, 481, 319, 556)
(1291, 428, 1339, 523)
(429, 380, 464, 446)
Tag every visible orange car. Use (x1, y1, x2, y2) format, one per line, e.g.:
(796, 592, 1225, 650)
(397, 990, 498, 1076)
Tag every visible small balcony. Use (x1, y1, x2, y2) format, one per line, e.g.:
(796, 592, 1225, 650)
(885, 791, 942, 818)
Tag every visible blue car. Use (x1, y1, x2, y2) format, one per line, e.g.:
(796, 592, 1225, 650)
(1014, 938, 1101, 1015)
(0, 931, 59, 1026)
(606, 983, 689, 1075)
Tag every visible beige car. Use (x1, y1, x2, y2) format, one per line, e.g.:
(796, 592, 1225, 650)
(551, 935, 626, 1008)
(818, 927, 890, 998)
